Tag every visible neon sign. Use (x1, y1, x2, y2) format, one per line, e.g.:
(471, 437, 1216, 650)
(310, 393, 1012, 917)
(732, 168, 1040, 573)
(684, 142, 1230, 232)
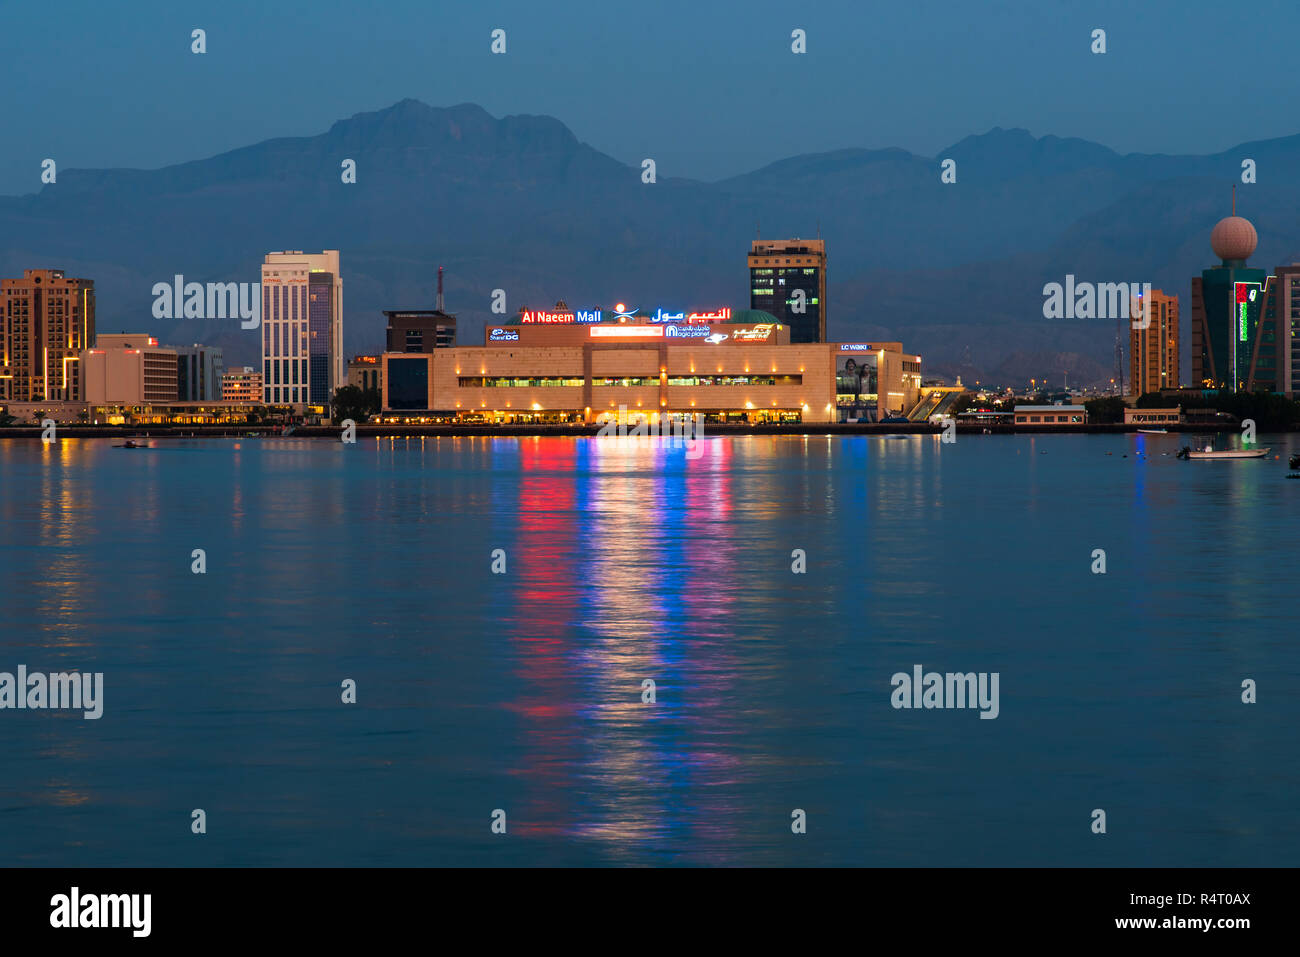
(664, 325, 712, 338)
(489, 328, 519, 341)
(1235, 282, 1259, 343)
(589, 326, 663, 338)
(516, 304, 735, 324)
(730, 323, 776, 342)
(840, 344, 876, 351)
(520, 310, 575, 323)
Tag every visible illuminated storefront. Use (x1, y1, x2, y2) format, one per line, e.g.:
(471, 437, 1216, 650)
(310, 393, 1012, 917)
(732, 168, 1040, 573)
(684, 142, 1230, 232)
(378, 319, 921, 424)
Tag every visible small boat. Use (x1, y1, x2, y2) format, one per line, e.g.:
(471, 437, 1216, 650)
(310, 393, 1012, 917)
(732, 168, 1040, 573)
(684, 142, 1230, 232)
(1289, 453, 1300, 471)
(1179, 445, 1269, 460)
(1137, 428, 1168, 434)
(113, 439, 149, 449)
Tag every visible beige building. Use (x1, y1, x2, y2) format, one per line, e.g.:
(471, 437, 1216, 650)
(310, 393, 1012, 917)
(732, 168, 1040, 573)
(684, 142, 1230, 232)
(1, 268, 95, 402)
(1129, 288, 1179, 396)
(1014, 405, 1087, 426)
(348, 355, 381, 392)
(221, 366, 262, 403)
(381, 319, 920, 424)
(83, 334, 177, 404)
(1124, 407, 1182, 426)
(261, 250, 343, 409)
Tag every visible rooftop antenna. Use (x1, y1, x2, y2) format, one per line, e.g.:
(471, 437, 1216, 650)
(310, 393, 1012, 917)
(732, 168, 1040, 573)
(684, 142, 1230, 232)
(756, 222, 760, 239)
(817, 220, 821, 239)
(1231, 183, 1236, 216)
(436, 265, 444, 312)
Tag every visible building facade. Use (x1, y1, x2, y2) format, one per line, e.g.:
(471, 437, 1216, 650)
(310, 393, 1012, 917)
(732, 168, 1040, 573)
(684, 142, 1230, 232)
(83, 334, 178, 404)
(1129, 288, 1179, 396)
(174, 344, 225, 401)
(1191, 206, 1267, 392)
(347, 355, 382, 393)
(260, 250, 343, 409)
(0, 268, 95, 402)
(1253, 263, 1300, 397)
(221, 367, 262, 403)
(749, 239, 826, 343)
(1124, 408, 1182, 426)
(384, 310, 456, 352)
(1014, 405, 1088, 426)
(379, 319, 920, 424)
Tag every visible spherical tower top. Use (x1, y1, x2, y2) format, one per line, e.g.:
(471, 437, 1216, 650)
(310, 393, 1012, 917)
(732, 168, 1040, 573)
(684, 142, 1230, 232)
(1211, 216, 1257, 262)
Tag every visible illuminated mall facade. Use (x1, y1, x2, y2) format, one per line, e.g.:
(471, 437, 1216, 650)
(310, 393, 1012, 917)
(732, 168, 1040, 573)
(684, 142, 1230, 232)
(379, 305, 922, 424)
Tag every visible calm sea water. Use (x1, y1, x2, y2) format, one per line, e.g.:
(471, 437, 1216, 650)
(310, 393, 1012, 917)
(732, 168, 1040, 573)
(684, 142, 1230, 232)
(0, 432, 1297, 867)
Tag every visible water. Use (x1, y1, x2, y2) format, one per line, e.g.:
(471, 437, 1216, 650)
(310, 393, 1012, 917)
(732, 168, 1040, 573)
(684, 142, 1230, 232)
(0, 432, 1296, 866)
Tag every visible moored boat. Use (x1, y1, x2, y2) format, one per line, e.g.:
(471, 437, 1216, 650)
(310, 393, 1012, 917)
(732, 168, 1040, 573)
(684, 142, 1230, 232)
(1179, 446, 1269, 460)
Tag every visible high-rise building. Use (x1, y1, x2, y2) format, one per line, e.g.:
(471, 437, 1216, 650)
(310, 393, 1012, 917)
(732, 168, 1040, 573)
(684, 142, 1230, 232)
(222, 367, 263, 403)
(748, 239, 826, 343)
(0, 269, 95, 401)
(1129, 289, 1179, 396)
(1251, 263, 1300, 397)
(173, 344, 225, 401)
(82, 334, 177, 403)
(260, 250, 343, 409)
(1191, 198, 1267, 392)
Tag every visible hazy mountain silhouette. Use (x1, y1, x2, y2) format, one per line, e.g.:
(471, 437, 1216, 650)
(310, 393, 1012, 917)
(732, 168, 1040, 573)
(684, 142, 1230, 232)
(3, 99, 1297, 387)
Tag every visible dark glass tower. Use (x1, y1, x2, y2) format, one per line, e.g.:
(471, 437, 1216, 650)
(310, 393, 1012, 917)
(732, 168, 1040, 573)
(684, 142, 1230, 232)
(749, 239, 826, 343)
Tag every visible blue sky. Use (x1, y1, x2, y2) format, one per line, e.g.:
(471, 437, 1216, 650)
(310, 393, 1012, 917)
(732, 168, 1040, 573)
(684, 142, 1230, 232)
(3, 0, 1297, 194)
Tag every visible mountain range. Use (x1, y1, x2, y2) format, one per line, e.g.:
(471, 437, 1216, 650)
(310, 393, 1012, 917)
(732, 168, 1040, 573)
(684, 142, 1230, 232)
(5, 99, 1300, 388)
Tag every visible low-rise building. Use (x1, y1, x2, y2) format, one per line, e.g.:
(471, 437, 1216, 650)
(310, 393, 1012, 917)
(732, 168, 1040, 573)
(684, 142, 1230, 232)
(379, 319, 921, 424)
(1013, 404, 1088, 426)
(221, 367, 262, 403)
(1124, 407, 1183, 426)
(347, 355, 382, 392)
(82, 334, 177, 404)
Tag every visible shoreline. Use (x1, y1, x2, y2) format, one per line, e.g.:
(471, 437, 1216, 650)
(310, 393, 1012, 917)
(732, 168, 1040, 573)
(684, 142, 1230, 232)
(0, 423, 1288, 439)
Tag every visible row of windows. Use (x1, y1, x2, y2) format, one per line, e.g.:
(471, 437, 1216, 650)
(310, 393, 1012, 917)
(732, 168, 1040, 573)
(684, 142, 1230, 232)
(265, 358, 309, 386)
(264, 387, 307, 404)
(459, 376, 585, 388)
(454, 374, 808, 388)
(1016, 414, 1084, 423)
(669, 375, 802, 386)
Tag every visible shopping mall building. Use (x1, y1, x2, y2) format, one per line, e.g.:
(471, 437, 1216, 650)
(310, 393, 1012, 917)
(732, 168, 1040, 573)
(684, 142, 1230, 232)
(378, 307, 924, 424)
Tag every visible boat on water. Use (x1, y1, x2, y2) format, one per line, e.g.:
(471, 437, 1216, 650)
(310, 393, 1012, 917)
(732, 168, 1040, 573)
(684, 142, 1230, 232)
(1137, 428, 1168, 434)
(1289, 453, 1300, 471)
(1177, 442, 1269, 460)
(113, 439, 149, 449)
(1186, 448, 1269, 459)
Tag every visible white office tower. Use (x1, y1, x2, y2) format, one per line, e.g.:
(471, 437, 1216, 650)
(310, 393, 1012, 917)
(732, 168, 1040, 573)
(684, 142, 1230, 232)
(260, 250, 343, 409)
